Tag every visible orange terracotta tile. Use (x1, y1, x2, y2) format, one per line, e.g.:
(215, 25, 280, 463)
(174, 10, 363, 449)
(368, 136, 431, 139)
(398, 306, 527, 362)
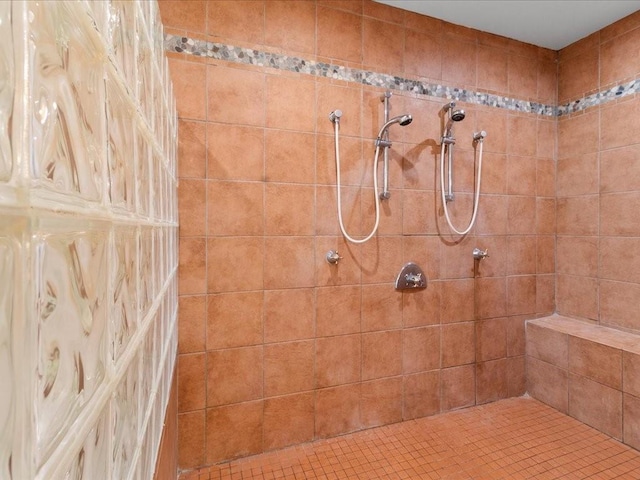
(362, 330, 402, 380)
(169, 58, 206, 121)
(569, 336, 622, 389)
(264, 288, 315, 343)
(526, 322, 568, 368)
(206, 401, 263, 464)
(441, 322, 475, 368)
(316, 334, 361, 388)
(361, 284, 402, 331)
(403, 371, 440, 420)
(317, 6, 362, 63)
(265, 130, 316, 184)
(207, 123, 264, 181)
(527, 357, 568, 413)
(569, 373, 622, 440)
(508, 54, 537, 100)
(556, 274, 598, 321)
(441, 365, 475, 411)
(207, 65, 265, 127)
(263, 393, 314, 451)
(600, 280, 640, 331)
(158, 0, 206, 33)
(264, 341, 315, 396)
(476, 318, 507, 362)
(179, 295, 206, 354)
(315, 384, 361, 438)
(206, 346, 263, 406)
(207, 0, 265, 44)
(600, 27, 640, 88)
(404, 30, 442, 80)
(477, 45, 508, 94)
(265, 184, 315, 236)
(206, 237, 264, 293)
(474, 277, 507, 320)
(179, 179, 206, 237)
(266, 75, 316, 132)
(360, 377, 403, 428)
(263, 237, 315, 289)
(442, 37, 477, 88)
(477, 359, 508, 404)
(178, 353, 206, 413)
(403, 326, 440, 374)
(624, 393, 640, 453)
(507, 275, 536, 316)
(440, 279, 475, 324)
(178, 411, 206, 470)
(402, 281, 441, 327)
(264, 1, 315, 54)
(206, 291, 263, 349)
(179, 237, 207, 295)
(178, 120, 206, 179)
(316, 284, 361, 337)
(362, 18, 404, 74)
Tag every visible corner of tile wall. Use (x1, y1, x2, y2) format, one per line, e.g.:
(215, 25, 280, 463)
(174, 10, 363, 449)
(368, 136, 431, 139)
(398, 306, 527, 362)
(0, 1, 178, 479)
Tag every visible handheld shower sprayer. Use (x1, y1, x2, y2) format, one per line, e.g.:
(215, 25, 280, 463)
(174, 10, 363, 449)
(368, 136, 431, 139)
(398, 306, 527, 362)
(329, 92, 412, 243)
(438, 101, 487, 236)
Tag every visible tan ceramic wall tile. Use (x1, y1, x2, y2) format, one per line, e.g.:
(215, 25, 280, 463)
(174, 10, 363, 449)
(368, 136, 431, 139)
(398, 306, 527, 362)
(205, 401, 263, 464)
(527, 356, 568, 413)
(263, 393, 315, 451)
(360, 378, 403, 428)
(315, 384, 361, 438)
(569, 374, 622, 440)
(569, 336, 622, 389)
(206, 292, 263, 349)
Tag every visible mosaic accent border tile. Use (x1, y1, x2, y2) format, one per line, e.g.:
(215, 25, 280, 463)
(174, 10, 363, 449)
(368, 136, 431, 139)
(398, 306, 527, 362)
(165, 34, 557, 116)
(165, 34, 640, 117)
(557, 78, 640, 116)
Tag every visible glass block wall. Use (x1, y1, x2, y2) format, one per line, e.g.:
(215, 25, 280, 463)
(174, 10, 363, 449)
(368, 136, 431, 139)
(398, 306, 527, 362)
(0, 1, 178, 478)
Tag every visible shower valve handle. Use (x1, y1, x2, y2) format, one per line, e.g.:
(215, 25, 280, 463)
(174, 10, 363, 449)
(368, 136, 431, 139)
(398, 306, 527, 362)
(326, 250, 343, 264)
(473, 248, 489, 260)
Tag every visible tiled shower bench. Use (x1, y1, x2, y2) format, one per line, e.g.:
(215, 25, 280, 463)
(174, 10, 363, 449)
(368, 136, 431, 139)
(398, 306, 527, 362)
(526, 314, 640, 451)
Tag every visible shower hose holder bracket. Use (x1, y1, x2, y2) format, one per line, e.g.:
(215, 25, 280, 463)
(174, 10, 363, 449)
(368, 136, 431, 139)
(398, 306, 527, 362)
(395, 262, 427, 290)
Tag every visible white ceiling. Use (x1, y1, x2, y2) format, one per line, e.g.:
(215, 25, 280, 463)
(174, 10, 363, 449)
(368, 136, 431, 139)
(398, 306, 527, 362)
(374, 0, 640, 50)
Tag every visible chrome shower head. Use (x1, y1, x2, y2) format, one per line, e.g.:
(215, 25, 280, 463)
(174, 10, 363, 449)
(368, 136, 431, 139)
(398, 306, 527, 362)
(378, 114, 412, 137)
(450, 109, 465, 122)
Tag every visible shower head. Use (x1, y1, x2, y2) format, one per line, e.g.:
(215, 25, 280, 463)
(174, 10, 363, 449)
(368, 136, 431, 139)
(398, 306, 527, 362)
(379, 114, 412, 134)
(450, 109, 465, 122)
(443, 104, 465, 136)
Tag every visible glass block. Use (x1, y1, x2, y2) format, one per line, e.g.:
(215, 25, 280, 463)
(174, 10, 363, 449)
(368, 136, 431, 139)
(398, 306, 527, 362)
(108, 1, 136, 90)
(88, 0, 110, 40)
(152, 155, 163, 221)
(112, 353, 140, 480)
(153, 227, 165, 289)
(139, 321, 155, 429)
(135, 130, 151, 217)
(0, 235, 15, 479)
(28, 1, 105, 202)
(110, 227, 138, 363)
(33, 227, 108, 466)
(0, 1, 14, 183)
(138, 227, 153, 318)
(61, 406, 110, 479)
(136, 22, 154, 129)
(106, 77, 136, 212)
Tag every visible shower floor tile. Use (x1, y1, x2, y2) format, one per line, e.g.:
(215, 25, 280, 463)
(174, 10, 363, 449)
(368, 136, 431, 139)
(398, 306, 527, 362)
(180, 397, 640, 479)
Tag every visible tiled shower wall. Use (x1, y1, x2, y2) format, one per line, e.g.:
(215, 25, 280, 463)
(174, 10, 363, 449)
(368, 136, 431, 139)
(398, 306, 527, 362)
(163, 0, 557, 469)
(556, 12, 640, 330)
(0, 1, 177, 478)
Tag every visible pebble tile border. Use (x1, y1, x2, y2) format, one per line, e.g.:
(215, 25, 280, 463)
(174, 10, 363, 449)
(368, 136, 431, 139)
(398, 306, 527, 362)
(166, 34, 639, 117)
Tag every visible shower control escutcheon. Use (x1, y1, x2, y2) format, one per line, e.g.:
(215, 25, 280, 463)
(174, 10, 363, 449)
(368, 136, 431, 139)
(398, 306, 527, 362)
(473, 248, 489, 260)
(395, 262, 427, 290)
